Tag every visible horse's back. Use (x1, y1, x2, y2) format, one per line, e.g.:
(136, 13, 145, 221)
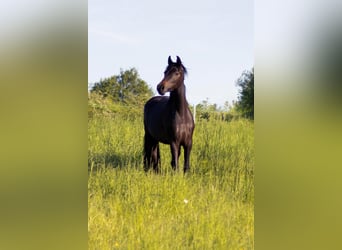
(144, 96, 168, 108)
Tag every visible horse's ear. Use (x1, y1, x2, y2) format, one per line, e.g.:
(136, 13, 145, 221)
(168, 56, 173, 65)
(176, 56, 182, 65)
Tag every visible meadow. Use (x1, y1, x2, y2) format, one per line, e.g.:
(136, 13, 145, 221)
(88, 114, 254, 249)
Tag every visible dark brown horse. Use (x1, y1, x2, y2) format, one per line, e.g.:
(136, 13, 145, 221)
(144, 56, 195, 173)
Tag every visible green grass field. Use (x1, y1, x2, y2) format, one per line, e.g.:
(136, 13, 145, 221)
(88, 115, 254, 249)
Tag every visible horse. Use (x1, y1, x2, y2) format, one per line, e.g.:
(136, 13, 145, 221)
(143, 56, 195, 173)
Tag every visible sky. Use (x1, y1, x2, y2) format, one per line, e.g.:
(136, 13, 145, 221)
(88, 0, 253, 106)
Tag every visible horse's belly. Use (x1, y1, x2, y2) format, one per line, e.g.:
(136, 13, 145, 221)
(147, 124, 172, 144)
(145, 114, 172, 144)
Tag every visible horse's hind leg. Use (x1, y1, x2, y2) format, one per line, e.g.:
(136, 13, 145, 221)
(144, 133, 160, 173)
(144, 133, 153, 172)
(151, 143, 161, 173)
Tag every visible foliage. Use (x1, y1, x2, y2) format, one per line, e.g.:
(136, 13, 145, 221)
(90, 68, 154, 106)
(193, 99, 241, 122)
(88, 115, 254, 249)
(88, 68, 154, 119)
(88, 92, 143, 119)
(236, 68, 254, 119)
(194, 98, 218, 121)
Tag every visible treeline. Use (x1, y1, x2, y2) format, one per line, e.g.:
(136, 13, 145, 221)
(88, 67, 254, 121)
(192, 99, 241, 122)
(88, 68, 153, 119)
(194, 66, 254, 121)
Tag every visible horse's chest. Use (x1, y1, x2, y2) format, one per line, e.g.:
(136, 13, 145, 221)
(172, 119, 193, 141)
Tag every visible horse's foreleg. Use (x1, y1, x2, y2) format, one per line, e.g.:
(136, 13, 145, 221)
(183, 141, 192, 173)
(170, 142, 180, 170)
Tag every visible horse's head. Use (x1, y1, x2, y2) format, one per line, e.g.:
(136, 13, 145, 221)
(157, 56, 187, 95)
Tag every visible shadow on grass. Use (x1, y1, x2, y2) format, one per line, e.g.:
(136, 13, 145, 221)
(88, 151, 142, 172)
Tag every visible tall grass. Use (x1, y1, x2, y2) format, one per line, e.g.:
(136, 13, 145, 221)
(88, 115, 254, 249)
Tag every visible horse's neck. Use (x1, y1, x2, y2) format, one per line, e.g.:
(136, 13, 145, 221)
(169, 82, 188, 116)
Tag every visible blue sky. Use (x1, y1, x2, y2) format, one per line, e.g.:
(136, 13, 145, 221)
(88, 0, 253, 106)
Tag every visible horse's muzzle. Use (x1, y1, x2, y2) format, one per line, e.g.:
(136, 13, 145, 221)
(157, 83, 165, 95)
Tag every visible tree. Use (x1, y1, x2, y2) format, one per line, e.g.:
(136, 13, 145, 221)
(90, 68, 154, 106)
(236, 68, 254, 119)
